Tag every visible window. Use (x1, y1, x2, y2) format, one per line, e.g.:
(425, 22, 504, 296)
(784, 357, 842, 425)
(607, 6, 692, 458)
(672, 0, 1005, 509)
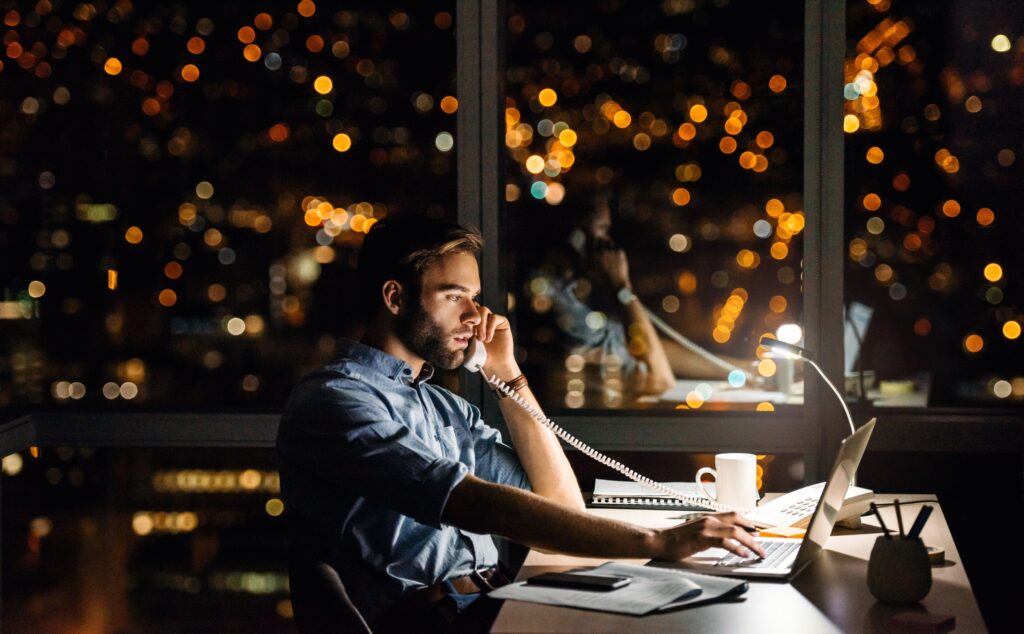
(0, 1, 457, 409)
(504, 1, 805, 412)
(2, 446, 291, 630)
(844, 0, 1023, 407)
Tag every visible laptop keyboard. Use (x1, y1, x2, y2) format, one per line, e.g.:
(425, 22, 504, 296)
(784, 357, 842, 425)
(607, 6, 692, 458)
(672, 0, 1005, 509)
(716, 539, 800, 568)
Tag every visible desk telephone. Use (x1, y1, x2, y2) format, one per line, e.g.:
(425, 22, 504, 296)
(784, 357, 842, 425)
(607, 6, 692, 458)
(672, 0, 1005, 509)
(464, 338, 874, 524)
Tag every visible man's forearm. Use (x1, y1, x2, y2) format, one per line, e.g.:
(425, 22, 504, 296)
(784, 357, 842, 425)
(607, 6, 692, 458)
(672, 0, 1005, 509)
(444, 475, 655, 558)
(623, 297, 675, 393)
(494, 382, 585, 511)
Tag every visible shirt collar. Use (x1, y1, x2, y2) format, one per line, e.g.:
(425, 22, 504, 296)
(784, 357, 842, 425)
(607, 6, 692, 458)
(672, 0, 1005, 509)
(337, 338, 433, 385)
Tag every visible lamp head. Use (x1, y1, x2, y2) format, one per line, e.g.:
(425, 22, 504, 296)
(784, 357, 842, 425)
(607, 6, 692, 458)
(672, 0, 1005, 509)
(759, 336, 813, 361)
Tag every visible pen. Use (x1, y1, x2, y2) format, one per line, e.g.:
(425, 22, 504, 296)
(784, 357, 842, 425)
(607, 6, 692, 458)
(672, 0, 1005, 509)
(672, 514, 758, 532)
(906, 505, 933, 540)
(870, 502, 892, 539)
(894, 499, 905, 537)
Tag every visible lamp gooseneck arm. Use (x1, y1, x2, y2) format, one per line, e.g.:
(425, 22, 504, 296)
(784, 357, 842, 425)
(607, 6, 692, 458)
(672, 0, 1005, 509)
(805, 357, 857, 437)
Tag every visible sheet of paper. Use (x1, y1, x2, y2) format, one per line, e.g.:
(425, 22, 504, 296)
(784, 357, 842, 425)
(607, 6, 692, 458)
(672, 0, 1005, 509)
(488, 562, 702, 616)
(652, 380, 790, 404)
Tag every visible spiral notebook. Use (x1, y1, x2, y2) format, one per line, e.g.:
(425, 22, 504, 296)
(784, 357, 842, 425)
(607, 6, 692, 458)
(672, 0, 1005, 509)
(589, 479, 714, 511)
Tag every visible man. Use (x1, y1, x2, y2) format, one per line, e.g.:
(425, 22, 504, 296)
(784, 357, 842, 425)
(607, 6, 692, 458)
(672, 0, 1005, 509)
(276, 215, 763, 632)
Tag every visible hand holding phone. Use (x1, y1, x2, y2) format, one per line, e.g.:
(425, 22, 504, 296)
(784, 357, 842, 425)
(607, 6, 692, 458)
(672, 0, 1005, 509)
(525, 570, 632, 591)
(461, 303, 518, 378)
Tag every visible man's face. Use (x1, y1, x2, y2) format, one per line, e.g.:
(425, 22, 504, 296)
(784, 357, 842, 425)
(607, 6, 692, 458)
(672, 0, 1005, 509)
(586, 203, 612, 242)
(394, 251, 482, 370)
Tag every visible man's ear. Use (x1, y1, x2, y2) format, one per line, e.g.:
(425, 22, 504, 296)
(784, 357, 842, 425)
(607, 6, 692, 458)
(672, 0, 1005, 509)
(381, 280, 404, 316)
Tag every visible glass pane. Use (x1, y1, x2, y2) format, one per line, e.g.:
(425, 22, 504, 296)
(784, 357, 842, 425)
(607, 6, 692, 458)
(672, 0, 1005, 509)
(505, 2, 804, 412)
(0, 2, 457, 410)
(844, 0, 1023, 407)
(2, 447, 291, 631)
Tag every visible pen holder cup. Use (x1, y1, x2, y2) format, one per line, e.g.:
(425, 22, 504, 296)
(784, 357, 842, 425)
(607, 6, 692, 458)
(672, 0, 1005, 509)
(867, 536, 932, 604)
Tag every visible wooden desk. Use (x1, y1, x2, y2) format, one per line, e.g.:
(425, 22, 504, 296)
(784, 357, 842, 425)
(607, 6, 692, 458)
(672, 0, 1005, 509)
(491, 495, 985, 633)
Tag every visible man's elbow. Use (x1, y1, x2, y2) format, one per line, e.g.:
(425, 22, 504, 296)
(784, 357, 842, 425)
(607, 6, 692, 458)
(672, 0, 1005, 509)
(533, 481, 586, 512)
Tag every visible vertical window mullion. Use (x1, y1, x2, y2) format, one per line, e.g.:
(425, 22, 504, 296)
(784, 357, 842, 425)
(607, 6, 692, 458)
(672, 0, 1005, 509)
(804, 0, 847, 480)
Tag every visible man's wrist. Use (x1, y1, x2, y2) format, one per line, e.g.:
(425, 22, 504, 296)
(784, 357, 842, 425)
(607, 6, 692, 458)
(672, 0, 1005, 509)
(484, 363, 521, 383)
(639, 527, 663, 558)
(617, 286, 636, 306)
(491, 374, 528, 399)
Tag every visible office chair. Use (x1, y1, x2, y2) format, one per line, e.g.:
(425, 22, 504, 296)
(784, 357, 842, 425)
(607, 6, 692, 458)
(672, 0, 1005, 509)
(287, 522, 372, 634)
(286, 525, 527, 634)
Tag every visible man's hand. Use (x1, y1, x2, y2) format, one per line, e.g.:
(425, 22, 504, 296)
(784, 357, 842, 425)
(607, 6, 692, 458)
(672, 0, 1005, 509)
(654, 513, 766, 560)
(473, 304, 518, 379)
(594, 242, 632, 290)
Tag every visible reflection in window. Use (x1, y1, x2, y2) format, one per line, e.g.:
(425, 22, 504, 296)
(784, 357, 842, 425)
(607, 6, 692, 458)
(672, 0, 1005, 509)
(845, 0, 1023, 407)
(0, 2, 456, 409)
(2, 447, 293, 631)
(505, 1, 804, 411)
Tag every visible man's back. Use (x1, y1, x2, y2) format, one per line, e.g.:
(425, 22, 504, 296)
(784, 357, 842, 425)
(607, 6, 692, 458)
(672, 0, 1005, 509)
(276, 339, 529, 625)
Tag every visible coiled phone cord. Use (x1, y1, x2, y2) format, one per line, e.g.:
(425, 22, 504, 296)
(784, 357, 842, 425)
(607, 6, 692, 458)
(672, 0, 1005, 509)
(617, 288, 759, 384)
(484, 372, 754, 514)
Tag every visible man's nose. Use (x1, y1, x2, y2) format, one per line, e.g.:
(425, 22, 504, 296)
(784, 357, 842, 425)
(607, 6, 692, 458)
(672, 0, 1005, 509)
(462, 300, 482, 325)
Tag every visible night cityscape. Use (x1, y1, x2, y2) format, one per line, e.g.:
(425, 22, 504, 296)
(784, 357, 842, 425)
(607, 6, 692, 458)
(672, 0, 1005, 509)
(1, 0, 1022, 631)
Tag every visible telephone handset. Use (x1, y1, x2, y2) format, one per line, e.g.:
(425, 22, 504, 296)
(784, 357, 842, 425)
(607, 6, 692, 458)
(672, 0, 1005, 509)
(462, 337, 489, 373)
(461, 339, 748, 513)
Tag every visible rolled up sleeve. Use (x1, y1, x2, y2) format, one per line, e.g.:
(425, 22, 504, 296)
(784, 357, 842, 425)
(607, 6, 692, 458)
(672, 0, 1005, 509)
(458, 400, 531, 491)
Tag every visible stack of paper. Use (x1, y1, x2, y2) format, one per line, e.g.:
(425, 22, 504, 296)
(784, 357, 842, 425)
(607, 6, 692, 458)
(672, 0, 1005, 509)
(488, 562, 747, 616)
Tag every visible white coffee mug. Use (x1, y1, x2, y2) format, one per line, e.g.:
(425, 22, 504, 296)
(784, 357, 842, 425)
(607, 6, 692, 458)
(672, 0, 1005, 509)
(695, 453, 759, 510)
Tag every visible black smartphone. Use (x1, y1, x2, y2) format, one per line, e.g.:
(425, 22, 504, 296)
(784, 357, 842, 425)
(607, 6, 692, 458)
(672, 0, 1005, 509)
(525, 571, 632, 591)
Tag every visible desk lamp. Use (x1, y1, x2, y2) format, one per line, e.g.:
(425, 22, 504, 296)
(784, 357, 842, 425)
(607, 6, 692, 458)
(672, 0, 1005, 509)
(759, 336, 856, 437)
(759, 336, 871, 509)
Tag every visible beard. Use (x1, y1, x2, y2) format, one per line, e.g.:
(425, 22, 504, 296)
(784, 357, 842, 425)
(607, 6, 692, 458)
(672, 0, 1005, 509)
(394, 299, 466, 370)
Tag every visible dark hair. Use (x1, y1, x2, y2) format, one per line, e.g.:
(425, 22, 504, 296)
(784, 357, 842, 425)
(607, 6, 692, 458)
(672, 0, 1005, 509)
(564, 188, 616, 229)
(357, 214, 483, 316)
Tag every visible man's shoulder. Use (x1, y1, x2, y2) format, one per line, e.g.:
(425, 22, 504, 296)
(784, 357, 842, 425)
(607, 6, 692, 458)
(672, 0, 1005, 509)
(300, 360, 369, 389)
(284, 360, 386, 410)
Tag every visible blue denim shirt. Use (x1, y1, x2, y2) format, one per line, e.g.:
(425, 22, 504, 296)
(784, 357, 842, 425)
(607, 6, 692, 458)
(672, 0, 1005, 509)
(276, 339, 530, 625)
(544, 275, 639, 375)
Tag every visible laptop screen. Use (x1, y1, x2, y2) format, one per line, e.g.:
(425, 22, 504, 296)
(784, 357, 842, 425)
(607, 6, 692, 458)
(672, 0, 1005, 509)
(791, 419, 876, 574)
(844, 301, 873, 374)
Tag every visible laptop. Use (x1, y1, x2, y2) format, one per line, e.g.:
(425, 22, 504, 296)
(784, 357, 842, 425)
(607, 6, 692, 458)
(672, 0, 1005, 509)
(844, 301, 874, 375)
(656, 418, 876, 580)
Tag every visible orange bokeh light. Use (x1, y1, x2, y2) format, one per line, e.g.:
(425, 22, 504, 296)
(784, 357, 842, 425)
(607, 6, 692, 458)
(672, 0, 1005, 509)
(306, 35, 324, 53)
(254, 13, 273, 30)
(964, 334, 983, 353)
(243, 44, 262, 62)
(180, 64, 200, 82)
